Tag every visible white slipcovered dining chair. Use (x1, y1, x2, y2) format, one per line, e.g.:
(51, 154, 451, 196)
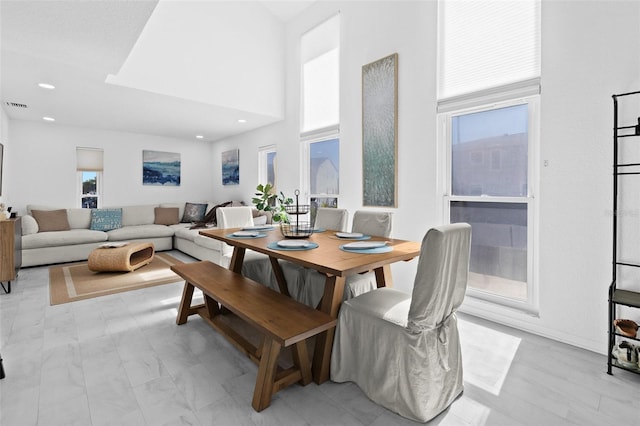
(314, 207, 349, 232)
(213, 207, 278, 290)
(330, 223, 472, 423)
(295, 210, 393, 308)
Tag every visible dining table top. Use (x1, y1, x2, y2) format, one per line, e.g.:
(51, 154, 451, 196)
(198, 226, 422, 278)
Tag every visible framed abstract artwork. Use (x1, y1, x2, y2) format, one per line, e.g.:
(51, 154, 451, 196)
(142, 150, 181, 186)
(362, 53, 398, 207)
(222, 149, 240, 185)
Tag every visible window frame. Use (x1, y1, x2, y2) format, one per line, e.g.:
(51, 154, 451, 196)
(258, 144, 277, 188)
(77, 170, 102, 208)
(439, 94, 540, 313)
(300, 127, 340, 206)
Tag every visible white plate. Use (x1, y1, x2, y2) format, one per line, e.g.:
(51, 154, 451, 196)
(242, 225, 272, 231)
(277, 240, 311, 248)
(343, 241, 388, 250)
(232, 231, 259, 237)
(336, 232, 364, 238)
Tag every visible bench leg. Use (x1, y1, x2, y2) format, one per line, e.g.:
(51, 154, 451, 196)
(176, 282, 195, 325)
(204, 294, 220, 319)
(292, 341, 312, 386)
(252, 337, 282, 412)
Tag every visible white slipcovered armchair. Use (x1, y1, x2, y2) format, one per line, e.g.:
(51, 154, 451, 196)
(330, 223, 472, 422)
(297, 210, 393, 308)
(314, 207, 349, 232)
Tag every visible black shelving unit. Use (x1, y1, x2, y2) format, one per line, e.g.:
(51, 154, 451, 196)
(607, 90, 640, 375)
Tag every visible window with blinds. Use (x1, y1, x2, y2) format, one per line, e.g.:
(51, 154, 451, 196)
(438, 0, 541, 312)
(301, 14, 340, 216)
(76, 147, 103, 208)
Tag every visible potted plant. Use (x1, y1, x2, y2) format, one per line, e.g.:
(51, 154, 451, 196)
(252, 183, 293, 223)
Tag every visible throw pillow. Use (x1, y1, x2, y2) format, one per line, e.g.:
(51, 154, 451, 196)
(31, 209, 71, 232)
(189, 201, 232, 229)
(181, 202, 207, 223)
(90, 208, 123, 231)
(154, 207, 180, 225)
(21, 215, 39, 235)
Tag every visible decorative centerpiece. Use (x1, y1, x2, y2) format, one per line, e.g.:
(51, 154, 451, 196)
(279, 190, 313, 239)
(252, 183, 293, 223)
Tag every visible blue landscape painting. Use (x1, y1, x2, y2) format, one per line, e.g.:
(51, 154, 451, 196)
(222, 149, 239, 185)
(143, 150, 181, 186)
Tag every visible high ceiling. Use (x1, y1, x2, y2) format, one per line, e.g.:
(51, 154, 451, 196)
(0, 0, 315, 143)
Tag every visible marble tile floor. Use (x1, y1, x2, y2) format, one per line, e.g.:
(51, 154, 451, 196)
(1, 250, 639, 426)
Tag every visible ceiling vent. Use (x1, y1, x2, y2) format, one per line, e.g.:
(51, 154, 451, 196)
(6, 102, 28, 108)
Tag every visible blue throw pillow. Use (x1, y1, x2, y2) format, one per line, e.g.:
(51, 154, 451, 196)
(90, 208, 123, 231)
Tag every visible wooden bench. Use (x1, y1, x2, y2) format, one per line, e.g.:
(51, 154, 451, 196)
(171, 261, 336, 412)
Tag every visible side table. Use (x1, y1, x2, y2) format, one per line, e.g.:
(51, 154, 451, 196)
(88, 242, 155, 272)
(0, 217, 22, 294)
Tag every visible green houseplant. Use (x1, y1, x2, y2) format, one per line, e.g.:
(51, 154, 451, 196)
(252, 183, 293, 223)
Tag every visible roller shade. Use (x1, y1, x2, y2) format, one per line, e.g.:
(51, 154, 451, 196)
(438, 0, 540, 101)
(76, 147, 103, 171)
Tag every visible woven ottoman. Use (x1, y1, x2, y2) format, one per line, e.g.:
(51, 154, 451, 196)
(88, 242, 155, 272)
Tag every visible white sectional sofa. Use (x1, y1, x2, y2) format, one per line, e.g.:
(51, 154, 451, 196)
(20, 202, 269, 267)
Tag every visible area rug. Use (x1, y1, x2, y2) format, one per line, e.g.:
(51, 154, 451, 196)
(49, 252, 184, 305)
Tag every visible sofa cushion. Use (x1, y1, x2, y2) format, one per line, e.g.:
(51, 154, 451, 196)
(22, 229, 108, 249)
(67, 208, 92, 229)
(160, 203, 185, 220)
(31, 209, 71, 232)
(194, 234, 224, 251)
(182, 202, 207, 223)
(173, 226, 199, 242)
(154, 207, 180, 225)
(121, 205, 157, 226)
(106, 224, 175, 241)
(90, 208, 123, 231)
(21, 215, 39, 235)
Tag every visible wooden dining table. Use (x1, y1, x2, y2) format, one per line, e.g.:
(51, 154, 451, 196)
(199, 226, 421, 384)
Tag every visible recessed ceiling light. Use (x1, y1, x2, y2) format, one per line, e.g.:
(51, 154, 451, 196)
(196, 135, 204, 139)
(42, 116, 55, 122)
(238, 119, 247, 123)
(38, 83, 55, 90)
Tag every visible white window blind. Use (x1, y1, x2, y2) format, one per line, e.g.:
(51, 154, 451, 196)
(302, 48, 339, 133)
(76, 147, 103, 171)
(438, 0, 541, 101)
(301, 13, 340, 134)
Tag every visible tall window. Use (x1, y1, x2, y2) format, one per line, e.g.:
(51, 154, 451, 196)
(301, 14, 340, 221)
(258, 145, 277, 186)
(76, 147, 103, 208)
(438, 0, 540, 310)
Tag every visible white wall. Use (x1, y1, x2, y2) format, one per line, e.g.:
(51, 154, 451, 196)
(211, 0, 640, 354)
(0, 108, 11, 207)
(213, 0, 439, 292)
(8, 120, 217, 214)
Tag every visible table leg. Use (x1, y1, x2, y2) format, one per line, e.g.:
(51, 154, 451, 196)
(312, 275, 345, 384)
(269, 257, 290, 297)
(374, 264, 393, 288)
(229, 247, 246, 273)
